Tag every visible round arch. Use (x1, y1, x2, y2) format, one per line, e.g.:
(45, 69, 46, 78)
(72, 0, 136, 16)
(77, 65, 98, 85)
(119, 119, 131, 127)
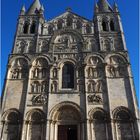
(49, 101, 84, 121)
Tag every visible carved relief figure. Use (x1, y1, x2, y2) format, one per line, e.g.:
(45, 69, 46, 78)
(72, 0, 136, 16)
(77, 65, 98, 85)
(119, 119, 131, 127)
(104, 40, 111, 51)
(33, 68, 39, 78)
(11, 69, 20, 79)
(41, 82, 47, 92)
(88, 94, 102, 103)
(51, 81, 57, 92)
(88, 81, 96, 92)
(95, 80, 103, 92)
(42, 68, 47, 78)
(107, 65, 116, 77)
(53, 68, 57, 78)
(16, 41, 25, 53)
(32, 94, 47, 105)
(31, 82, 40, 93)
(88, 67, 93, 77)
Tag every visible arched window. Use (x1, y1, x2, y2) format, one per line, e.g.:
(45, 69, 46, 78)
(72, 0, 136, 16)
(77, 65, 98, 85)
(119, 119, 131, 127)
(102, 21, 107, 31)
(62, 63, 74, 88)
(76, 20, 82, 30)
(92, 109, 109, 140)
(1, 110, 21, 140)
(113, 107, 136, 140)
(23, 22, 29, 34)
(25, 110, 45, 140)
(67, 16, 73, 27)
(30, 22, 36, 34)
(57, 20, 63, 29)
(86, 24, 92, 34)
(110, 20, 115, 31)
(48, 25, 53, 34)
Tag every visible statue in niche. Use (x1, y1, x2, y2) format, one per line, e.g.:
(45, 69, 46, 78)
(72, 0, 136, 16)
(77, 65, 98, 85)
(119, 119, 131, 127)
(88, 67, 93, 77)
(53, 68, 57, 78)
(87, 39, 93, 50)
(41, 83, 47, 92)
(33, 68, 39, 78)
(16, 41, 25, 53)
(42, 68, 47, 78)
(51, 81, 57, 92)
(38, 40, 48, 52)
(95, 80, 103, 92)
(26, 40, 34, 53)
(31, 82, 39, 93)
(89, 57, 100, 65)
(104, 40, 111, 51)
(107, 65, 116, 77)
(32, 94, 47, 105)
(93, 68, 98, 78)
(11, 69, 20, 79)
(88, 81, 96, 92)
(88, 94, 102, 103)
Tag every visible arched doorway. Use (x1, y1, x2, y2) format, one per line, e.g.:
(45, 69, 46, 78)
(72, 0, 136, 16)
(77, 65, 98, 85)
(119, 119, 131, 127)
(49, 102, 85, 140)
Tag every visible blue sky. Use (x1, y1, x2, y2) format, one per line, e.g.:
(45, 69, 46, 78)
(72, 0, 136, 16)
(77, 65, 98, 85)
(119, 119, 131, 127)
(1, 0, 139, 101)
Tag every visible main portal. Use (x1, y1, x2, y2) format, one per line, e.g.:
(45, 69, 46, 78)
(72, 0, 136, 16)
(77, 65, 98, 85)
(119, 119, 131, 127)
(58, 125, 77, 140)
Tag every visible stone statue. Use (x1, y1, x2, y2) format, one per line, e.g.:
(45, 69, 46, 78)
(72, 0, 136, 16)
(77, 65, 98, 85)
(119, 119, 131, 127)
(89, 57, 99, 65)
(11, 69, 19, 79)
(93, 68, 98, 78)
(33, 68, 39, 78)
(41, 83, 46, 92)
(88, 94, 102, 103)
(53, 68, 57, 78)
(88, 81, 96, 92)
(107, 65, 116, 77)
(95, 80, 103, 92)
(32, 94, 47, 105)
(88, 67, 93, 77)
(31, 82, 39, 93)
(51, 82, 57, 92)
(42, 68, 46, 78)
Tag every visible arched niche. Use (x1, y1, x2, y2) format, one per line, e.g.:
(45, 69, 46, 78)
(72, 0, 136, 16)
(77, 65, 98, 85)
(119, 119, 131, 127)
(50, 30, 84, 53)
(49, 102, 85, 140)
(25, 109, 46, 140)
(1, 109, 22, 140)
(57, 60, 76, 90)
(9, 58, 29, 79)
(113, 106, 137, 140)
(85, 55, 105, 79)
(31, 57, 49, 79)
(89, 108, 110, 140)
(105, 55, 128, 78)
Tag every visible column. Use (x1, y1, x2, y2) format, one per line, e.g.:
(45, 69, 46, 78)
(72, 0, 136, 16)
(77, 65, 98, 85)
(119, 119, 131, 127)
(91, 122, 95, 140)
(86, 120, 91, 140)
(46, 120, 51, 140)
(82, 123, 85, 140)
(54, 123, 58, 140)
(111, 121, 116, 140)
(50, 121, 55, 140)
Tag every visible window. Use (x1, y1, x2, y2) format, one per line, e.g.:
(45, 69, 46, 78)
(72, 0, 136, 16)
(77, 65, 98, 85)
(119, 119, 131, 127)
(86, 24, 91, 34)
(23, 23, 29, 34)
(102, 21, 107, 31)
(110, 20, 115, 31)
(62, 63, 74, 88)
(57, 20, 63, 29)
(67, 17, 73, 27)
(30, 22, 36, 34)
(76, 20, 82, 29)
(48, 25, 53, 34)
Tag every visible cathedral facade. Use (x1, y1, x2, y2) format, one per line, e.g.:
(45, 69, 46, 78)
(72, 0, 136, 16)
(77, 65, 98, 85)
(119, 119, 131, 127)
(1, 0, 139, 140)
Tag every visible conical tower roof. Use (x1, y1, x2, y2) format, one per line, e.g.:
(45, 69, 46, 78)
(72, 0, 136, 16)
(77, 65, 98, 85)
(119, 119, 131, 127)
(27, 0, 41, 15)
(97, 0, 112, 12)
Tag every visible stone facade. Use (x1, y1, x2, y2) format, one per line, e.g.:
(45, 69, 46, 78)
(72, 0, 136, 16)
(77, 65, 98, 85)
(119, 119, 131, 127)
(1, 0, 139, 140)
